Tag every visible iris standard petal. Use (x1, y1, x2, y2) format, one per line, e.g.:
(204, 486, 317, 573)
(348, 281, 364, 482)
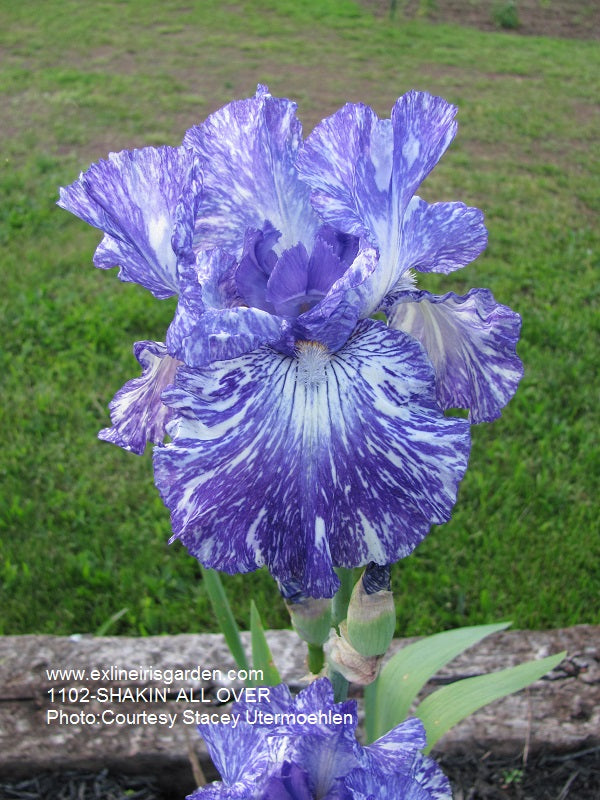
(153, 320, 470, 598)
(242, 681, 359, 800)
(191, 679, 450, 800)
(184, 85, 319, 257)
(98, 341, 180, 454)
(388, 289, 524, 423)
(389, 91, 457, 213)
(58, 147, 201, 299)
(298, 92, 460, 314)
(297, 102, 390, 241)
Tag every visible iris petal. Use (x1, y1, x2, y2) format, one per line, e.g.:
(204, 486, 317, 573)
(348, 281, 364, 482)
(261, 762, 314, 800)
(185, 85, 319, 257)
(412, 754, 454, 800)
(199, 719, 282, 789)
(389, 91, 457, 212)
(236, 223, 282, 312)
(153, 320, 470, 597)
(346, 767, 441, 800)
(298, 102, 390, 245)
(388, 289, 524, 423)
(398, 197, 487, 276)
(298, 91, 462, 314)
(58, 146, 201, 298)
(98, 341, 180, 454)
(363, 717, 427, 770)
(265, 238, 347, 318)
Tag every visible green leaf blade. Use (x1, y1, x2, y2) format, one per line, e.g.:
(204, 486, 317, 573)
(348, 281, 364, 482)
(250, 600, 281, 687)
(416, 650, 567, 753)
(201, 567, 249, 672)
(370, 622, 511, 742)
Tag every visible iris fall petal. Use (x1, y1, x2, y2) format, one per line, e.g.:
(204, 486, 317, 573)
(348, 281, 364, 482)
(153, 319, 470, 597)
(389, 288, 524, 422)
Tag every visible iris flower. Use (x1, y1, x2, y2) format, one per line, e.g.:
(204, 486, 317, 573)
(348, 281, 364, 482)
(190, 678, 451, 800)
(59, 86, 521, 598)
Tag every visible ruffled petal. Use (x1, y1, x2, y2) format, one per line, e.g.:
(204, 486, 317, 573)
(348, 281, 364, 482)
(399, 197, 487, 275)
(389, 91, 457, 212)
(184, 85, 319, 257)
(153, 320, 470, 598)
(199, 720, 282, 789)
(388, 289, 524, 423)
(58, 147, 201, 298)
(269, 683, 359, 799)
(411, 754, 453, 800)
(190, 679, 451, 800)
(298, 91, 459, 314)
(297, 102, 390, 241)
(346, 767, 435, 800)
(364, 717, 426, 772)
(356, 721, 452, 799)
(98, 341, 180, 454)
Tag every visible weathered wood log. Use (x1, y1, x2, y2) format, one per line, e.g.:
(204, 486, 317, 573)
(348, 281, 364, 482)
(0, 626, 598, 790)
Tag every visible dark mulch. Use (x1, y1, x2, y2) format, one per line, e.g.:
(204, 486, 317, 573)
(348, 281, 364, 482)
(1, 748, 599, 800)
(0, 769, 163, 800)
(439, 746, 600, 800)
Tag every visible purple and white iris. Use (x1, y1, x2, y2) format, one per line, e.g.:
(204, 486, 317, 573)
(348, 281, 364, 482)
(59, 86, 522, 597)
(189, 678, 451, 800)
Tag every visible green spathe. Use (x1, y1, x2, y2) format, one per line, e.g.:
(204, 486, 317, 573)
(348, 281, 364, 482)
(346, 576, 395, 657)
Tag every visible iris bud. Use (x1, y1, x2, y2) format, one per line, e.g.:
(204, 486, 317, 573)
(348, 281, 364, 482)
(283, 593, 332, 647)
(346, 564, 395, 658)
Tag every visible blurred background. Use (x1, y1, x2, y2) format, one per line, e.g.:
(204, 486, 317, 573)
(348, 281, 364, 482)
(0, 0, 598, 636)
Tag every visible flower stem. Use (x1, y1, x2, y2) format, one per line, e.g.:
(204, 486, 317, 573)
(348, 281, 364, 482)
(332, 567, 355, 627)
(307, 643, 325, 674)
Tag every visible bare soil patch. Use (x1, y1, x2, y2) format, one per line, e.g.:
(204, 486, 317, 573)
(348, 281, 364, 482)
(361, 0, 600, 40)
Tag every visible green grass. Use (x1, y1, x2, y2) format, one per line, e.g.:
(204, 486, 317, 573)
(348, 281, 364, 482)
(0, 0, 598, 637)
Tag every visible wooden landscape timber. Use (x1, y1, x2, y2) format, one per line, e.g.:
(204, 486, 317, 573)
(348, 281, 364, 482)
(0, 627, 598, 793)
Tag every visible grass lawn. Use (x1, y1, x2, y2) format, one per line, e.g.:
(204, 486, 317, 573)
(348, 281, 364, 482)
(0, 0, 598, 637)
